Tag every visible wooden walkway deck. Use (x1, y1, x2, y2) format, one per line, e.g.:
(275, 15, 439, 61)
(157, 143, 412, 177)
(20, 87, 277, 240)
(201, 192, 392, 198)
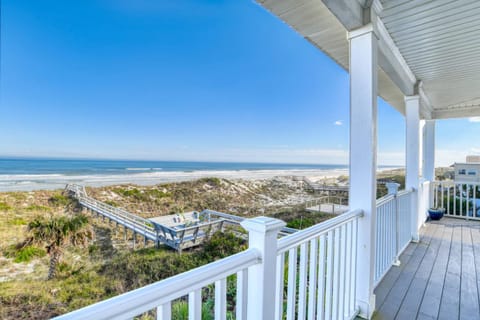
(373, 218, 480, 320)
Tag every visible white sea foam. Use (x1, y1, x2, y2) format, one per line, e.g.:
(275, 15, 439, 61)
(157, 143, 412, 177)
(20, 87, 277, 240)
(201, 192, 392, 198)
(0, 168, 350, 192)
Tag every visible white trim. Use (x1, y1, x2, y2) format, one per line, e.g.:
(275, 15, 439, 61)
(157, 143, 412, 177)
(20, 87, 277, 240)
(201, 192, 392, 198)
(432, 105, 480, 119)
(347, 23, 376, 40)
(418, 82, 433, 120)
(375, 16, 417, 85)
(371, 0, 383, 16)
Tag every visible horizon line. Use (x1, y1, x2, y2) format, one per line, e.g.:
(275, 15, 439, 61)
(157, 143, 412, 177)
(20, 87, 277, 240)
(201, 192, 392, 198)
(0, 155, 406, 167)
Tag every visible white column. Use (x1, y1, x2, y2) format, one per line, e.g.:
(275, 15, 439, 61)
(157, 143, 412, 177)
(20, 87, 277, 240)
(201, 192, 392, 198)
(423, 120, 436, 181)
(405, 95, 421, 241)
(348, 24, 378, 319)
(240, 216, 285, 320)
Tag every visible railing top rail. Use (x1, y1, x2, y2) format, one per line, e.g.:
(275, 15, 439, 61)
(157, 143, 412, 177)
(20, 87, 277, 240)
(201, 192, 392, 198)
(432, 180, 480, 187)
(397, 188, 414, 197)
(376, 194, 395, 206)
(277, 209, 363, 254)
(376, 188, 414, 207)
(53, 248, 259, 320)
(202, 209, 245, 222)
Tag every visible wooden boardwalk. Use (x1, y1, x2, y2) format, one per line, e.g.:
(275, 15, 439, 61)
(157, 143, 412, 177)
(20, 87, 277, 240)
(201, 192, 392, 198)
(373, 218, 480, 320)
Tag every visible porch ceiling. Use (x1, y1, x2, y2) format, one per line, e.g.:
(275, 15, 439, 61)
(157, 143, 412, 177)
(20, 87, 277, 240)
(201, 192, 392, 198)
(257, 0, 480, 120)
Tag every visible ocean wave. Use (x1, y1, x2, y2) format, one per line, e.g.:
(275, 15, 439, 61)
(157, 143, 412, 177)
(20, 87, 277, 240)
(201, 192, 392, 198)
(125, 168, 163, 171)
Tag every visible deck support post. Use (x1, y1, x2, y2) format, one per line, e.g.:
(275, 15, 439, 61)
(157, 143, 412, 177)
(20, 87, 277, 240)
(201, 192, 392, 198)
(405, 95, 422, 241)
(423, 120, 436, 182)
(240, 217, 285, 320)
(348, 23, 378, 319)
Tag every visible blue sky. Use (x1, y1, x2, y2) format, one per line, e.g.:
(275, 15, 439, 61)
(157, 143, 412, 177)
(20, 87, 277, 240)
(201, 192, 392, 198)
(0, 0, 476, 166)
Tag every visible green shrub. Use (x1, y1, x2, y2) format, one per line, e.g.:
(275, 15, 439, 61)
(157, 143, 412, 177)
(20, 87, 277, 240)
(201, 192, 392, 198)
(48, 194, 71, 207)
(198, 232, 246, 261)
(101, 232, 245, 291)
(4, 245, 46, 263)
(286, 217, 316, 229)
(172, 301, 188, 320)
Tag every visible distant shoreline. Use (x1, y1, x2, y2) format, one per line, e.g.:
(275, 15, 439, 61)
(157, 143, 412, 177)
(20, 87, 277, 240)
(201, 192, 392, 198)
(0, 167, 403, 192)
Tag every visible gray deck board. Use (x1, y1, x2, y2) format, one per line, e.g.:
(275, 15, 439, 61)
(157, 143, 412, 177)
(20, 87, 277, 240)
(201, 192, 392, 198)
(438, 223, 461, 320)
(460, 226, 480, 320)
(373, 218, 480, 320)
(417, 225, 453, 319)
(375, 223, 437, 319)
(396, 224, 444, 319)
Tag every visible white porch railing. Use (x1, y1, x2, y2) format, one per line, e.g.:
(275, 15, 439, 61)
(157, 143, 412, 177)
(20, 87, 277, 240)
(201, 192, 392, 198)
(276, 209, 363, 320)
(374, 189, 414, 286)
(432, 181, 480, 220)
(53, 210, 364, 320)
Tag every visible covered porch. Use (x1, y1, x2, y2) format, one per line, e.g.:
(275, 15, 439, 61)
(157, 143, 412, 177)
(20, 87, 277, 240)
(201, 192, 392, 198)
(54, 1, 480, 319)
(374, 218, 480, 320)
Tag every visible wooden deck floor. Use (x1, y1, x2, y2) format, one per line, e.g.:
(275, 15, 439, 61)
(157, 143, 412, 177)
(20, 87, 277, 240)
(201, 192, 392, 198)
(373, 218, 480, 320)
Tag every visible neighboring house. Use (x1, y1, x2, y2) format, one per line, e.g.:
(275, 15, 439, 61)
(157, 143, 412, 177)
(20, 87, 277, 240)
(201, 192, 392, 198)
(454, 162, 480, 183)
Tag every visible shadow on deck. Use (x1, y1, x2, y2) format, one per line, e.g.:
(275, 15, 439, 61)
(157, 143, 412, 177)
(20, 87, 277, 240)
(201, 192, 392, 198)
(373, 217, 480, 320)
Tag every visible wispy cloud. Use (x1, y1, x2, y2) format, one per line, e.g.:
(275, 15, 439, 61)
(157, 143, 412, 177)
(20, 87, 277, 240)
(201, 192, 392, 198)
(334, 120, 343, 126)
(469, 117, 480, 122)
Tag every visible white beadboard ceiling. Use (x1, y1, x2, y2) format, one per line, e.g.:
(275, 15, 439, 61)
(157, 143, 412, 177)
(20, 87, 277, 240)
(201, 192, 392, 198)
(257, 0, 480, 119)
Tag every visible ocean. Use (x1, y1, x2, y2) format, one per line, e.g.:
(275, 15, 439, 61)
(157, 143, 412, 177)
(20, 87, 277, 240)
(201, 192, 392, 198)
(0, 158, 389, 192)
(0, 158, 348, 176)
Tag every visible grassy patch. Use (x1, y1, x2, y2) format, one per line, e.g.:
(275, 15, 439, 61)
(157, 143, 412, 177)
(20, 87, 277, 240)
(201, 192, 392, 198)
(103, 200, 118, 207)
(25, 205, 50, 212)
(8, 217, 28, 226)
(113, 188, 171, 202)
(198, 177, 222, 187)
(0, 202, 13, 211)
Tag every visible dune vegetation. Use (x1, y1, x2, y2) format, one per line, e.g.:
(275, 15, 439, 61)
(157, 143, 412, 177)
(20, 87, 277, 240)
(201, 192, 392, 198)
(0, 177, 333, 319)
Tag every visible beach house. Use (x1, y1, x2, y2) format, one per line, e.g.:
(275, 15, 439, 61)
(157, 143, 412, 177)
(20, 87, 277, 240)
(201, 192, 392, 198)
(55, 1, 480, 319)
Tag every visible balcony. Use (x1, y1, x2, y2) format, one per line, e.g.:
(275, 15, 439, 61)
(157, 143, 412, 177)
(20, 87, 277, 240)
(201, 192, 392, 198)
(374, 217, 480, 320)
(53, 1, 480, 319)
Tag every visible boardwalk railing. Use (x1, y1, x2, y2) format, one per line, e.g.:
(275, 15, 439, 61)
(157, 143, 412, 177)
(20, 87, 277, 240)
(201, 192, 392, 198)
(305, 196, 349, 214)
(65, 184, 295, 251)
(432, 181, 480, 220)
(374, 188, 414, 286)
(66, 184, 159, 243)
(54, 210, 364, 320)
(301, 176, 349, 193)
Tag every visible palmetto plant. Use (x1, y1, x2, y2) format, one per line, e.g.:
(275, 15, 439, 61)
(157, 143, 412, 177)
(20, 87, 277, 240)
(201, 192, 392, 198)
(28, 214, 93, 280)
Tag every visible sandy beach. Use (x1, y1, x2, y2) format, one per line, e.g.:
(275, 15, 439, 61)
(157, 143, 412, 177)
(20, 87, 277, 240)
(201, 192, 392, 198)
(0, 168, 354, 192)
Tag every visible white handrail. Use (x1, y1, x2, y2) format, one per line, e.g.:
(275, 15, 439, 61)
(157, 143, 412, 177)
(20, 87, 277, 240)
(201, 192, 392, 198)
(53, 249, 260, 320)
(374, 188, 414, 286)
(277, 209, 363, 254)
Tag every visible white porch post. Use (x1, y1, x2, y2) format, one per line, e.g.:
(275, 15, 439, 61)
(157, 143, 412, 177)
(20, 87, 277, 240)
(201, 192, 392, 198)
(423, 120, 436, 181)
(405, 95, 421, 241)
(348, 24, 378, 319)
(240, 217, 285, 320)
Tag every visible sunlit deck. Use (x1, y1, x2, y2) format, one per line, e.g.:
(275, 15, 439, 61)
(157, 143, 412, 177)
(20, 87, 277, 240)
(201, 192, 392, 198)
(374, 218, 480, 320)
